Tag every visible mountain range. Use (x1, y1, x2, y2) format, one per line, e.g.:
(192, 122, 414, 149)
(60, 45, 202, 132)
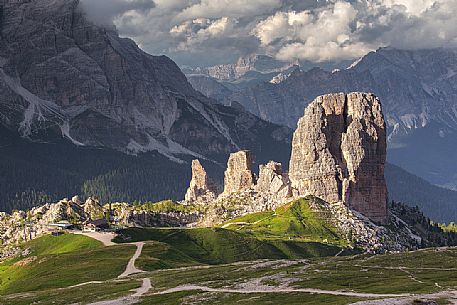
(188, 48, 457, 190)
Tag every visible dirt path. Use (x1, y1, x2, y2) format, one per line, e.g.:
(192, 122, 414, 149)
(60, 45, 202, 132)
(151, 284, 412, 298)
(87, 278, 152, 305)
(354, 264, 457, 271)
(72, 232, 145, 278)
(349, 289, 457, 304)
(73, 231, 146, 279)
(118, 242, 145, 278)
(65, 281, 104, 289)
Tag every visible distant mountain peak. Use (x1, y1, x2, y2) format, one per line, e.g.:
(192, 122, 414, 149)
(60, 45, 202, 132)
(185, 54, 300, 81)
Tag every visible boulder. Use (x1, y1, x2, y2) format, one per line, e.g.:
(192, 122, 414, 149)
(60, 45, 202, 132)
(184, 160, 218, 203)
(289, 92, 388, 223)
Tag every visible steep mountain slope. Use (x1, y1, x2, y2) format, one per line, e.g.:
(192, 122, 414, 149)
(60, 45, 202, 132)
(385, 163, 457, 223)
(191, 48, 457, 188)
(0, 0, 293, 212)
(0, 0, 290, 163)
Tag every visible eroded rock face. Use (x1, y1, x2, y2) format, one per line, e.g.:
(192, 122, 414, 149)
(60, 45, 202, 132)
(184, 160, 218, 203)
(223, 151, 256, 194)
(84, 197, 105, 220)
(255, 161, 292, 200)
(289, 92, 387, 223)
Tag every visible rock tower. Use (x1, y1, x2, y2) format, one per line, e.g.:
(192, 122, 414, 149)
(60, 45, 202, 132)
(223, 151, 256, 194)
(289, 92, 388, 223)
(184, 160, 218, 203)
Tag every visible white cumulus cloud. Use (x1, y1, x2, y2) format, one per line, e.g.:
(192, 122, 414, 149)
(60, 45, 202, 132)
(78, 0, 457, 67)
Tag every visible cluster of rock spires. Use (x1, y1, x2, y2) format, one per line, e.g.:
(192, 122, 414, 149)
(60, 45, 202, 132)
(185, 150, 293, 214)
(179, 93, 421, 253)
(185, 92, 387, 224)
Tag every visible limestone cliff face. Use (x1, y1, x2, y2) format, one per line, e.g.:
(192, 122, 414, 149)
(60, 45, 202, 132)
(223, 151, 256, 194)
(289, 92, 387, 223)
(184, 160, 218, 203)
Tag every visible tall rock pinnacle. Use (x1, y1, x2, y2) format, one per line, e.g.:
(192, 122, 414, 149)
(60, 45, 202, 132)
(223, 151, 256, 194)
(184, 160, 217, 203)
(289, 92, 388, 223)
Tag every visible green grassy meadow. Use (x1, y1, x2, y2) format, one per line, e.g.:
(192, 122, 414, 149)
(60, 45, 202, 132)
(0, 234, 135, 295)
(115, 226, 346, 271)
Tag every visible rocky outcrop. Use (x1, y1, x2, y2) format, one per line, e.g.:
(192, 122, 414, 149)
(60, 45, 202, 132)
(0, 196, 87, 248)
(223, 151, 256, 195)
(289, 92, 388, 223)
(84, 197, 105, 220)
(71, 195, 81, 205)
(255, 161, 292, 200)
(129, 211, 201, 227)
(306, 196, 420, 253)
(184, 160, 218, 203)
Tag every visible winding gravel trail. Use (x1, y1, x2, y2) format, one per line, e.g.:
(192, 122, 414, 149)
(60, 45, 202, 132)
(118, 242, 145, 278)
(349, 289, 457, 304)
(72, 232, 145, 278)
(152, 285, 412, 298)
(76, 239, 149, 305)
(87, 278, 152, 305)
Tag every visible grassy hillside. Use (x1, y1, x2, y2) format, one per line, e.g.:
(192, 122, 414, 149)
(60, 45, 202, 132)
(2, 230, 457, 304)
(0, 234, 135, 294)
(115, 226, 349, 272)
(113, 198, 354, 272)
(222, 198, 346, 246)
